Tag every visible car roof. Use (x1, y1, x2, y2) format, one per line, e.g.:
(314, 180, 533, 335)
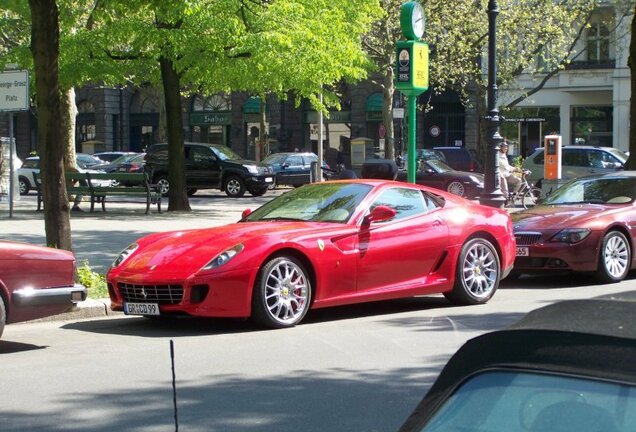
(531, 145, 622, 152)
(399, 294, 636, 430)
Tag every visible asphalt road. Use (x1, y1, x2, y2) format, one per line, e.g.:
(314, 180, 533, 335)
(2, 190, 636, 431)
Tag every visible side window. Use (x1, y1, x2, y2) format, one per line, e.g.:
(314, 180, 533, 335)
(422, 192, 441, 211)
(587, 150, 605, 168)
(370, 187, 426, 221)
(563, 149, 585, 167)
(533, 151, 545, 164)
(286, 155, 303, 166)
(191, 147, 215, 163)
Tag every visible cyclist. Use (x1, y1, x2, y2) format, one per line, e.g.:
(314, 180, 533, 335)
(498, 141, 522, 201)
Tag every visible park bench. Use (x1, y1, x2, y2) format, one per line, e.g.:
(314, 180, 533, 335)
(33, 171, 161, 214)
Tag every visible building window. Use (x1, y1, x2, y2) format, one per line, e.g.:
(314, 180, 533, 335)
(587, 22, 611, 63)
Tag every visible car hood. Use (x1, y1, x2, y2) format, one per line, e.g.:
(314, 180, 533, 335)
(512, 204, 615, 230)
(225, 159, 270, 168)
(0, 240, 75, 262)
(114, 221, 346, 277)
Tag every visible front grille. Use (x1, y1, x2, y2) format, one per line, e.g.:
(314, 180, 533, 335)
(118, 283, 184, 304)
(515, 231, 542, 246)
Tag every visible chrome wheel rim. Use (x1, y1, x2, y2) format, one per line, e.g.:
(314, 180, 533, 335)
(157, 179, 169, 194)
(462, 242, 498, 299)
(264, 259, 309, 325)
(447, 181, 465, 197)
(604, 235, 629, 278)
(226, 179, 241, 195)
(19, 180, 27, 194)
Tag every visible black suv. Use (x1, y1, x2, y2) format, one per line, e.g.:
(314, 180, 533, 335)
(144, 142, 274, 197)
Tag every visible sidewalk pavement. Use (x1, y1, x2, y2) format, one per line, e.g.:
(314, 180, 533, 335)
(1, 189, 521, 322)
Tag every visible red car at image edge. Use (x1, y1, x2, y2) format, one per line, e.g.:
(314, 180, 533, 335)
(107, 180, 516, 328)
(0, 241, 87, 339)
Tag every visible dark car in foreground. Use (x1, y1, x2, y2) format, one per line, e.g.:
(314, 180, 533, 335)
(261, 152, 330, 188)
(144, 142, 273, 197)
(512, 172, 636, 282)
(0, 240, 87, 339)
(396, 159, 484, 199)
(399, 293, 636, 432)
(107, 179, 515, 328)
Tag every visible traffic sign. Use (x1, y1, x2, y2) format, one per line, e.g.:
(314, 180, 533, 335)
(0, 70, 29, 112)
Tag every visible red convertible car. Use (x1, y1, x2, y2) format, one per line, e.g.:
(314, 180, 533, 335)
(512, 173, 636, 282)
(0, 241, 87, 338)
(107, 180, 516, 328)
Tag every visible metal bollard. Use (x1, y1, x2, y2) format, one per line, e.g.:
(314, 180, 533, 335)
(310, 161, 319, 183)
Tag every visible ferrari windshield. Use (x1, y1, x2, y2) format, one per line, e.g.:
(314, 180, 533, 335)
(543, 177, 636, 205)
(244, 183, 373, 223)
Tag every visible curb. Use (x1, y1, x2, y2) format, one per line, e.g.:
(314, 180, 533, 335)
(35, 298, 123, 323)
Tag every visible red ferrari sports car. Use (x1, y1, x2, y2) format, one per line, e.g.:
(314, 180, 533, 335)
(512, 172, 636, 282)
(0, 241, 87, 338)
(107, 180, 516, 328)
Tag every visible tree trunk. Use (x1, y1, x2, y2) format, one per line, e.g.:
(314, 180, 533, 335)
(159, 55, 190, 211)
(258, 98, 267, 161)
(60, 87, 77, 169)
(29, 0, 72, 251)
(627, 5, 636, 170)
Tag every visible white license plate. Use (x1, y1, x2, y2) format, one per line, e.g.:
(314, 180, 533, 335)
(516, 247, 529, 257)
(124, 302, 160, 316)
(264, 177, 273, 183)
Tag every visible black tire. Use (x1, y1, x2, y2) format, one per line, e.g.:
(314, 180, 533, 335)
(252, 256, 311, 328)
(154, 175, 170, 197)
(224, 175, 246, 198)
(0, 295, 5, 339)
(596, 231, 631, 283)
(249, 187, 268, 197)
(446, 180, 466, 197)
(19, 176, 31, 195)
(444, 238, 500, 305)
(187, 188, 197, 197)
(522, 187, 541, 209)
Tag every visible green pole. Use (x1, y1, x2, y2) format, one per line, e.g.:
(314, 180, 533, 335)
(407, 95, 417, 183)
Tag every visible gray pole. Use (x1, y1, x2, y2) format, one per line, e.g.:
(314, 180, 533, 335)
(479, 0, 506, 208)
(9, 112, 14, 218)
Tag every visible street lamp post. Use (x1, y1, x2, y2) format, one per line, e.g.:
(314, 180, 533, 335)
(479, 0, 506, 208)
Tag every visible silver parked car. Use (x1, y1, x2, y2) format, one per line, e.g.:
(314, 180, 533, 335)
(522, 145, 627, 187)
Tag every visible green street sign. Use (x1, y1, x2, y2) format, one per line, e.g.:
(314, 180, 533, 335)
(395, 40, 429, 96)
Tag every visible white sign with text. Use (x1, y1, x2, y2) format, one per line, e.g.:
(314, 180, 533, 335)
(0, 70, 29, 112)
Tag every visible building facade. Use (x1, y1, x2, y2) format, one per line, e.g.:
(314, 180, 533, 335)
(1, 4, 631, 165)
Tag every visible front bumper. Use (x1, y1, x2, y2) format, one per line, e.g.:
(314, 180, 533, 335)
(12, 283, 87, 306)
(246, 174, 274, 189)
(513, 231, 601, 272)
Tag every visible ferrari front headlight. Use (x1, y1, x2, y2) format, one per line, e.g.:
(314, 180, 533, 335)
(202, 244, 244, 270)
(111, 243, 139, 268)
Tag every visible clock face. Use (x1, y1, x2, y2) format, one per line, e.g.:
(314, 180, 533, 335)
(412, 4, 424, 38)
(400, 1, 425, 40)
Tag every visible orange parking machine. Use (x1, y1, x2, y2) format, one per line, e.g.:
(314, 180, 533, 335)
(544, 135, 562, 180)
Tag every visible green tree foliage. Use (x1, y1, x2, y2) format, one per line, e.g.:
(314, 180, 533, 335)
(68, 0, 380, 209)
(364, 0, 612, 157)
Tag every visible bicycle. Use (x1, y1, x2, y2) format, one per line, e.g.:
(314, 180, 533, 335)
(507, 169, 541, 209)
